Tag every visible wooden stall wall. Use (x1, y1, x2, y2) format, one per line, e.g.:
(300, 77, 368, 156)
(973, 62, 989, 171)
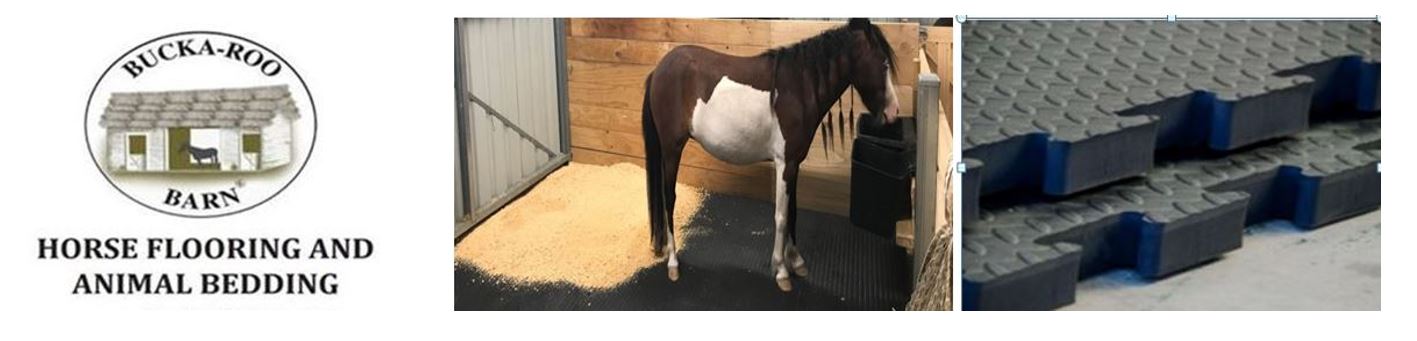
(566, 18, 920, 216)
(924, 26, 951, 131)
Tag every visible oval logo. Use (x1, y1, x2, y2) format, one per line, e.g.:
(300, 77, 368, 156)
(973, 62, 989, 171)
(84, 31, 316, 218)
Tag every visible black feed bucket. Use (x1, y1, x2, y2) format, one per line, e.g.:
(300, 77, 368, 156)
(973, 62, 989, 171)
(849, 113, 916, 239)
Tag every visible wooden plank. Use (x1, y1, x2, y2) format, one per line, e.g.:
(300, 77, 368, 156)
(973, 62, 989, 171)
(642, 19, 771, 47)
(885, 22, 922, 89)
(567, 81, 641, 111)
(569, 125, 645, 160)
(924, 26, 949, 42)
(567, 37, 766, 65)
(568, 60, 655, 88)
(569, 104, 641, 134)
(898, 85, 917, 116)
(568, 19, 669, 41)
(938, 114, 951, 236)
(767, 20, 842, 47)
(567, 36, 674, 65)
(568, 18, 771, 46)
(942, 28, 952, 131)
(924, 26, 952, 130)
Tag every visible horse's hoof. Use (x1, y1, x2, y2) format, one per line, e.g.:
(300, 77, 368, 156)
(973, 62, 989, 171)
(792, 263, 809, 277)
(775, 277, 793, 292)
(668, 265, 680, 282)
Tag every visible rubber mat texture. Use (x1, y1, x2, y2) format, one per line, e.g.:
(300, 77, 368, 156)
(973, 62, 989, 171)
(961, 20, 1381, 311)
(962, 20, 1379, 197)
(455, 194, 913, 310)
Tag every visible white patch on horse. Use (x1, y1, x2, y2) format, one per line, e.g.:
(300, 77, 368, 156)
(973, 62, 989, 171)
(689, 76, 783, 165)
(687, 75, 790, 290)
(883, 72, 901, 118)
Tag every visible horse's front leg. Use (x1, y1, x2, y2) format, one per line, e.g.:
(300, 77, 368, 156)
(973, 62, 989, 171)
(771, 159, 795, 291)
(782, 157, 808, 278)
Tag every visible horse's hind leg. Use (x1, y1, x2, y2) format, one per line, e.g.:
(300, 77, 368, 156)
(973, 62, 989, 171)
(660, 139, 687, 281)
(645, 152, 666, 257)
(642, 81, 670, 258)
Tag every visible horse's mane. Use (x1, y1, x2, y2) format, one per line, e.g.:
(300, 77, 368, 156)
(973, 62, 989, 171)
(763, 22, 896, 72)
(763, 20, 896, 104)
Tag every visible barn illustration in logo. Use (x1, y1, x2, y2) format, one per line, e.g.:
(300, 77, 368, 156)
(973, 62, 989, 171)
(98, 85, 300, 174)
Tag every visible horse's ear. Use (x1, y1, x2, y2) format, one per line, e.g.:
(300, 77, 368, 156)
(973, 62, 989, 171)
(849, 18, 870, 30)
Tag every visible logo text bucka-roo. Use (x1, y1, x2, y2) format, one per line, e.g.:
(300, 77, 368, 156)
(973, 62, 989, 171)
(122, 38, 284, 78)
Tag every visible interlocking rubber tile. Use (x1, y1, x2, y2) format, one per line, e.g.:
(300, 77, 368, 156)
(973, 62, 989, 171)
(963, 21, 1380, 197)
(962, 119, 1380, 310)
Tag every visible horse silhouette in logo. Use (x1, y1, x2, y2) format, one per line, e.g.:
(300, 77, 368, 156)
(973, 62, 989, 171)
(181, 144, 219, 165)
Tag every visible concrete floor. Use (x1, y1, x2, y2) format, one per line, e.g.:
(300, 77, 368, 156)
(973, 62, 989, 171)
(1065, 210, 1380, 310)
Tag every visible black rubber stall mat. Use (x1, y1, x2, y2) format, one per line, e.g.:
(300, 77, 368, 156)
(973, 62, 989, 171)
(455, 194, 913, 310)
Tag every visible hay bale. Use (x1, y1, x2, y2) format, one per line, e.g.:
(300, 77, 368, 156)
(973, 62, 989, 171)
(907, 170, 952, 311)
(906, 227, 951, 310)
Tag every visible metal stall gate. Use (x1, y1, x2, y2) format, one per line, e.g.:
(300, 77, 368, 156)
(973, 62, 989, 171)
(454, 18, 572, 238)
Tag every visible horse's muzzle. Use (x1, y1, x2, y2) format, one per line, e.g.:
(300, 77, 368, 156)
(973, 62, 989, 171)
(882, 104, 899, 124)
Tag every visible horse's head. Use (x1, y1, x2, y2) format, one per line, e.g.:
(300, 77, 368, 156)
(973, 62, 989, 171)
(845, 18, 900, 124)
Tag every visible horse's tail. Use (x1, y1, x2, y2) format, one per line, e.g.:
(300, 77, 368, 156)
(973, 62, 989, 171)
(642, 74, 667, 254)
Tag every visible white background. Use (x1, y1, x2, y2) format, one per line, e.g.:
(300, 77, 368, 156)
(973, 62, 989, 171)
(0, 0, 1402, 340)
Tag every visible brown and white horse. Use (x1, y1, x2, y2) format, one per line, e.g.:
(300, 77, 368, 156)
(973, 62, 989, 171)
(642, 18, 900, 291)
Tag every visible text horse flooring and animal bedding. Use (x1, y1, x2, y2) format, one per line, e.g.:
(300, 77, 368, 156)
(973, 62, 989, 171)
(960, 20, 1380, 310)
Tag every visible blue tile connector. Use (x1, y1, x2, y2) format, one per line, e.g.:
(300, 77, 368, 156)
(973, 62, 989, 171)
(962, 158, 984, 229)
(963, 119, 1380, 311)
(963, 21, 1380, 197)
